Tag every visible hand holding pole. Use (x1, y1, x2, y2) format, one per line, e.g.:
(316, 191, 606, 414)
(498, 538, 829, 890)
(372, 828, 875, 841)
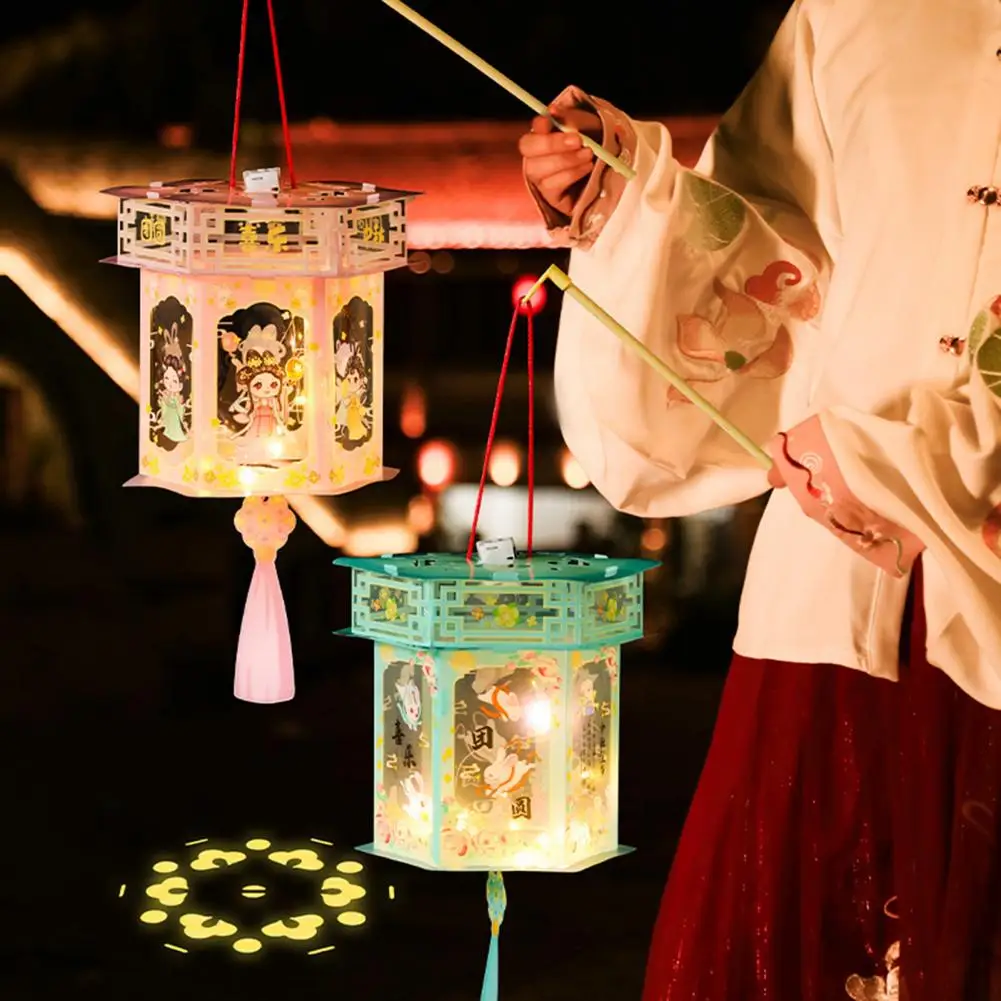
(380, 0, 635, 181)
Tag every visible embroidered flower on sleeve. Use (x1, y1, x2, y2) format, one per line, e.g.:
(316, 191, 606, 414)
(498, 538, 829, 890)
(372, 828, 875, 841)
(669, 278, 793, 401)
(668, 260, 819, 405)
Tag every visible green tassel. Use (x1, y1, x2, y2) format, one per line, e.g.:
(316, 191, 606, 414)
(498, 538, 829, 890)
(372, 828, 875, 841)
(479, 871, 506, 1001)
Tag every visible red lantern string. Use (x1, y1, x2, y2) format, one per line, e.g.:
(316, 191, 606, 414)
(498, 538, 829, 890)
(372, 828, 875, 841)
(265, 0, 298, 188)
(228, 0, 250, 191)
(526, 308, 535, 556)
(466, 306, 537, 561)
(229, 0, 298, 191)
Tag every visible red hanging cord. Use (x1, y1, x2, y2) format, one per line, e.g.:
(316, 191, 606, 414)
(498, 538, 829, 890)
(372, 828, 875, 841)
(265, 0, 298, 187)
(526, 309, 535, 557)
(228, 0, 298, 190)
(466, 305, 537, 561)
(228, 0, 251, 191)
(467, 308, 519, 561)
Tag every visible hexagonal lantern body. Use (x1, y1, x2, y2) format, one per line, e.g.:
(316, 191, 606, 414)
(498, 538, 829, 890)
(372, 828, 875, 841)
(334, 551, 659, 872)
(103, 177, 418, 497)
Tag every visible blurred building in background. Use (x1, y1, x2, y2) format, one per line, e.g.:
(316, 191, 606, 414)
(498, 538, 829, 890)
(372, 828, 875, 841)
(0, 115, 772, 668)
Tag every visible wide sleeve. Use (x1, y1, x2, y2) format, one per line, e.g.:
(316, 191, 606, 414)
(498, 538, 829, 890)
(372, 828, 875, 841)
(553, 0, 839, 517)
(813, 324, 1001, 699)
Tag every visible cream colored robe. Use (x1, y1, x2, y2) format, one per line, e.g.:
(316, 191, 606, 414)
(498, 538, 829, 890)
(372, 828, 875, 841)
(534, 0, 1001, 706)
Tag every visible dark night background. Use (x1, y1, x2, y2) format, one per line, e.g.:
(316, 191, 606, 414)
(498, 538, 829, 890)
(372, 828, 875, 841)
(0, 3, 788, 1000)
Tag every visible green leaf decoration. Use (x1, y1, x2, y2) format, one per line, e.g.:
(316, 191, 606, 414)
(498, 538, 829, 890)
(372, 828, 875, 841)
(976, 325, 1001, 399)
(969, 311, 990, 357)
(683, 174, 747, 252)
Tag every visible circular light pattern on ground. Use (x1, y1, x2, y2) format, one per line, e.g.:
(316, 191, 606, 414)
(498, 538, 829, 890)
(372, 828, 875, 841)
(125, 836, 391, 957)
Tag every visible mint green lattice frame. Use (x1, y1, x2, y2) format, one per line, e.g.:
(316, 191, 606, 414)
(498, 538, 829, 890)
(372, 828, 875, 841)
(338, 552, 657, 649)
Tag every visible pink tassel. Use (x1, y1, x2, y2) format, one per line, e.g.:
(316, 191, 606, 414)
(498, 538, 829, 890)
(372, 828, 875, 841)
(233, 495, 297, 704)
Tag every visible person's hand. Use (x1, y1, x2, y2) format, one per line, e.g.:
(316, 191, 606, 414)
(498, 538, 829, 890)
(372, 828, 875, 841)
(519, 108, 601, 216)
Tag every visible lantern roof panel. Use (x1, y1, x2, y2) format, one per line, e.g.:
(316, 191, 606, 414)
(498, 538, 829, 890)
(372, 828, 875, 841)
(102, 177, 420, 208)
(333, 551, 659, 583)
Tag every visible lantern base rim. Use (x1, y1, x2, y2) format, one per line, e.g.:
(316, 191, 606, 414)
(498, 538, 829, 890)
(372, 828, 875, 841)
(353, 842, 635, 873)
(333, 626, 646, 648)
(124, 470, 398, 497)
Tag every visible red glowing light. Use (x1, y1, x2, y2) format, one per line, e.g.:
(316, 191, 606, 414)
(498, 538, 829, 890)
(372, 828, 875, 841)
(417, 440, 457, 490)
(513, 275, 547, 316)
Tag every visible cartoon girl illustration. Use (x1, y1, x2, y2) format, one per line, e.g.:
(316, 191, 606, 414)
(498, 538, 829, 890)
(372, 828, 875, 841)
(332, 297, 374, 449)
(157, 358, 189, 443)
(149, 300, 192, 454)
(226, 323, 295, 462)
(335, 341, 372, 443)
(154, 322, 190, 444)
(217, 303, 306, 463)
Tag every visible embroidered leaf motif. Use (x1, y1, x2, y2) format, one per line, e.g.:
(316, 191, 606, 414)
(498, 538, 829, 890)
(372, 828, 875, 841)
(682, 174, 747, 251)
(975, 324, 1001, 398)
(968, 310, 989, 357)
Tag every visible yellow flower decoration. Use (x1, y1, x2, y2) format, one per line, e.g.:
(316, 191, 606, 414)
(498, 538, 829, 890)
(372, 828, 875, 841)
(493, 604, 520, 628)
(285, 469, 307, 489)
(385, 598, 399, 622)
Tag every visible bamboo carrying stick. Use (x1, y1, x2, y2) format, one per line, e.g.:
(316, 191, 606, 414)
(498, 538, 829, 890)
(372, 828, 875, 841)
(380, 0, 636, 181)
(522, 265, 774, 470)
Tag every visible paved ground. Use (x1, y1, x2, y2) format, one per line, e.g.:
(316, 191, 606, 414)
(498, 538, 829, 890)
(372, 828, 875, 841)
(0, 527, 732, 1001)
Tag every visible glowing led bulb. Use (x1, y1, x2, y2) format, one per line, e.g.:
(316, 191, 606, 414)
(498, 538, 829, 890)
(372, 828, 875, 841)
(525, 698, 552, 735)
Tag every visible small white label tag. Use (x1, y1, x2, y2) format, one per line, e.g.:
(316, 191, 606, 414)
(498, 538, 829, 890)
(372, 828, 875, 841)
(476, 537, 516, 566)
(243, 167, 282, 194)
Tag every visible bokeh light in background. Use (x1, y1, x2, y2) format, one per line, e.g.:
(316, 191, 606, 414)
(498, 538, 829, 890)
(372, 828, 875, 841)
(407, 494, 435, 535)
(487, 441, 520, 487)
(417, 440, 457, 490)
(512, 275, 547, 316)
(407, 251, 432, 275)
(399, 383, 427, 438)
(560, 449, 589, 489)
(641, 524, 668, 554)
(431, 251, 454, 274)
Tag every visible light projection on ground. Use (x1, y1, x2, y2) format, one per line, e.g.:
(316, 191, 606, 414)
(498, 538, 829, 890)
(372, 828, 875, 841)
(123, 836, 391, 957)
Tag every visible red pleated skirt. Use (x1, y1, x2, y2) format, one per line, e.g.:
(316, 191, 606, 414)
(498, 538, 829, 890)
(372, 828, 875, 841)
(642, 560, 1001, 1001)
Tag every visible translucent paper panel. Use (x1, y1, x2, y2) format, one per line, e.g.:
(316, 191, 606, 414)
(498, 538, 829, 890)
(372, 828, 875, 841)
(566, 648, 620, 864)
(374, 647, 435, 865)
(443, 651, 564, 868)
(133, 270, 386, 497)
(148, 294, 194, 464)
